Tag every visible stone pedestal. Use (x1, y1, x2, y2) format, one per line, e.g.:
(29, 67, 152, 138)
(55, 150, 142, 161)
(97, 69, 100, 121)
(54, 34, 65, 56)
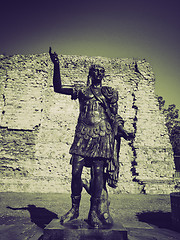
(43, 219, 128, 240)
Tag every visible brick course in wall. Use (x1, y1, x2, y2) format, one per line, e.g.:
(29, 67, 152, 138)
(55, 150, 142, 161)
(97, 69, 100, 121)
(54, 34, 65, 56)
(0, 53, 176, 194)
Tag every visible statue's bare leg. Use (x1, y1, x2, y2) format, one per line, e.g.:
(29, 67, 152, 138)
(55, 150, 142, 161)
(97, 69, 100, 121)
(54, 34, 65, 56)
(88, 159, 104, 228)
(60, 156, 84, 224)
(87, 159, 113, 228)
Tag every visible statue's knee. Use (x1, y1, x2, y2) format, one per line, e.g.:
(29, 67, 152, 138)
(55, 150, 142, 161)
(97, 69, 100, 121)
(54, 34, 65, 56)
(94, 166, 104, 176)
(72, 167, 82, 179)
(93, 160, 104, 173)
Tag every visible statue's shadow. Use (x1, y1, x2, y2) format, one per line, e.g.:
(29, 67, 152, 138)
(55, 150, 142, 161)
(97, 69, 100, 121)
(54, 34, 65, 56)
(6, 205, 59, 229)
(136, 211, 172, 230)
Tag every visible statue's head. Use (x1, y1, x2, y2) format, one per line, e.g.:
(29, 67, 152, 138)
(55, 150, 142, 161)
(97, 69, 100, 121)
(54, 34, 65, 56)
(87, 64, 105, 86)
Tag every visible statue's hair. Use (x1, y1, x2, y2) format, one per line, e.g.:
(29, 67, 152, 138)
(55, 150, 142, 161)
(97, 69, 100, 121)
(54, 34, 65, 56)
(87, 64, 105, 86)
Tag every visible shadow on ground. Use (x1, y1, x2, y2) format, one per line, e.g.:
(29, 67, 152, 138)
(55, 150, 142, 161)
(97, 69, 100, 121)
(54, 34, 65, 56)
(137, 211, 174, 230)
(6, 205, 59, 228)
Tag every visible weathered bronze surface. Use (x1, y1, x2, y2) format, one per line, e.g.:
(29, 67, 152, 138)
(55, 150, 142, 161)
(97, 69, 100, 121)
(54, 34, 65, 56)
(49, 47, 133, 229)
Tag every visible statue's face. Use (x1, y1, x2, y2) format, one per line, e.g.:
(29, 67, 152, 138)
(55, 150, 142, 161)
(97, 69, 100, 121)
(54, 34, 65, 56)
(91, 67, 105, 85)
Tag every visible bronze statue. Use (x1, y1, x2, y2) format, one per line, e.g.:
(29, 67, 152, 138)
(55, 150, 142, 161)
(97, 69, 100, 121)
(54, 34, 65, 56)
(49, 47, 133, 229)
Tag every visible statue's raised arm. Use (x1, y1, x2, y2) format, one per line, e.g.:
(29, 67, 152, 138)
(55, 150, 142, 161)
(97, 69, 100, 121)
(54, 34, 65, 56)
(49, 47, 73, 95)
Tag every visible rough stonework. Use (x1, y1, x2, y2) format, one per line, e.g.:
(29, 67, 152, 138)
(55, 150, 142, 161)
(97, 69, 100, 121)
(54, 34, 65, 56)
(0, 53, 176, 194)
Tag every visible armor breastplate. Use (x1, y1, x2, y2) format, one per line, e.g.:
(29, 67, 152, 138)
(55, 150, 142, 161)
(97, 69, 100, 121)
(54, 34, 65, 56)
(74, 86, 112, 139)
(79, 87, 108, 125)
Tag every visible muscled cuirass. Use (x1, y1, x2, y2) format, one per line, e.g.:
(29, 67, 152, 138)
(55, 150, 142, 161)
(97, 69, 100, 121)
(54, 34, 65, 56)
(69, 85, 118, 158)
(75, 87, 112, 138)
(80, 87, 107, 124)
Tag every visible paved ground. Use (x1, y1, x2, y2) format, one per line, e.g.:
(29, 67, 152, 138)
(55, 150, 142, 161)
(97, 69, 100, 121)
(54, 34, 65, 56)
(0, 192, 180, 240)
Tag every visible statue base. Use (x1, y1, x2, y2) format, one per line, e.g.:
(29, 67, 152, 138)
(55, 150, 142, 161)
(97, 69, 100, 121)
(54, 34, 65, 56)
(43, 219, 128, 240)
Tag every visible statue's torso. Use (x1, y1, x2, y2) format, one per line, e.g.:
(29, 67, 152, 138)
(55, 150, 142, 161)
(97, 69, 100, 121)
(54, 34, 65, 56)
(69, 85, 116, 159)
(79, 87, 108, 126)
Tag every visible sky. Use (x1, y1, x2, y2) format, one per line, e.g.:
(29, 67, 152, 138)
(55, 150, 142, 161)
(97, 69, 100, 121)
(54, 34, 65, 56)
(1, 0, 180, 111)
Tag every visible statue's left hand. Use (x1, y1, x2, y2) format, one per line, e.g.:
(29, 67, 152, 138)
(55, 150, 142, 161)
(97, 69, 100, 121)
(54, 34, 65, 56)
(49, 47, 59, 65)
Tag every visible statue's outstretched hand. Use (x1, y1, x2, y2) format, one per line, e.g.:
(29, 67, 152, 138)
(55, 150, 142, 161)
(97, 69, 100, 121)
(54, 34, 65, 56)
(49, 47, 59, 65)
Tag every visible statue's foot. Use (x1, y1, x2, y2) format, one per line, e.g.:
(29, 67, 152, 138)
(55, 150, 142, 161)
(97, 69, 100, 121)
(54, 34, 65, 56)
(87, 210, 103, 229)
(99, 212, 113, 228)
(60, 208, 79, 224)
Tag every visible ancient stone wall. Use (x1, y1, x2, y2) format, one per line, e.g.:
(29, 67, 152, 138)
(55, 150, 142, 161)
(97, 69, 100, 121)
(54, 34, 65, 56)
(0, 53, 176, 194)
